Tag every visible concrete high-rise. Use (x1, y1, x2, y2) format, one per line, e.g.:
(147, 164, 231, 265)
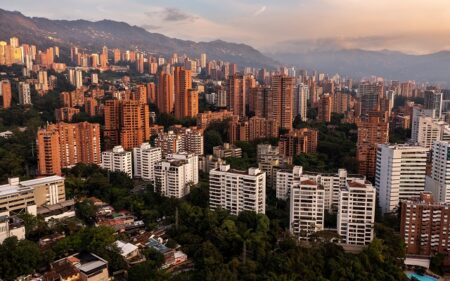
(18, 82, 31, 105)
(209, 165, 266, 215)
(426, 141, 450, 203)
(293, 83, 308, 121)
(133, 143, 162, 182)
(358, 82, 384, 116)
(375, 144, 428, 213)
(154, 153, 199, 198)
(101, 145, 133, 178)
(290, 179, 325, 239)
(337, 179, 376, 245)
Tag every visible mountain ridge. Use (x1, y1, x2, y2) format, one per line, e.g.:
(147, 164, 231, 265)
(0, 8, 277, 68)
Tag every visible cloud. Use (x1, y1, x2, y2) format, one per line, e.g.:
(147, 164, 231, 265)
(253, 6, 267, 16)
(161, 8, 198, 22)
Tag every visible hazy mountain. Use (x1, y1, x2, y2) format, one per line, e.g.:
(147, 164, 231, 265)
(268, 40, 450, 85)
(0, 9, 277, 68)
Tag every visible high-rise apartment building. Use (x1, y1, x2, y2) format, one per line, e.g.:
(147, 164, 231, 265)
(157, 72, 174, 114)
(290, 179, 325, 239)
(400, 192, 450, 256)
(37, 70, 49, 92)
(213, 143, 242, 158)
(54, 107, 80, 122)
(271, 75, 294, 131)
(356, 112, 389, 178)
(375, 144, 428, 213)
(37, 122, 101, 175)
(36, 127, 61, 176)
(154, 153, 199, 198)
(424, 90, 443, 118)
(426, 141, 450, 203)
(101, 145, 133, 178)
(209, 165, 266, 215)
(227, 73, 246, 117)
(174, 66, 193, 119)
(155, 127, 204, 156)
(200, 53, 207, 68)
(412, 115, 450, 149)
(257, 144, 291, 189)
(84, 97, 98, 117)
(69, 69, 83, 89)
(337, 179, 376, 245)
(293, 83, 308, 121)
(196, 110, 235, 130)
(278, 128, 318, 159)
(18, 82, 31, 105)
(317, 93, 333, 122)
(120, 100, 151, 150)
(359, 82, 383, 116)
(103, 99, 150, 150)
(132, 143, 162, 181)
(0, 80, 12, 109)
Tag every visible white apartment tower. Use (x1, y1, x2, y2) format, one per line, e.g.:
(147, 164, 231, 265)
(18, 82, 31, 105)
(101, 145, 133, 178)
(132, 143, 162, 182)
(154, 153, 199, 198)
(276, 166, 364, 211)
(337, 179, 376, 245)
(413, 115, 450, 149)
(276, 166, 302, 200)
(375, 144, 428, 213)
(294, 83, 308, 121)
(289, 178, 325, 239)
(426, 141, 450, 203)
(209, 165, 266, 215)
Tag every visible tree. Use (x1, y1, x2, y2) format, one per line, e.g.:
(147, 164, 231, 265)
(76, 199, 97, 225)
(128, 261, 166, 281)
(204, 130, 223, 154)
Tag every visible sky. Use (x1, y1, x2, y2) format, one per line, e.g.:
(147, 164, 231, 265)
(2, 0, 450, 54)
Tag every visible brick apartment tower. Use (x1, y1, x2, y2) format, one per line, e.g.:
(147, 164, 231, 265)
(157, 72, 174, 114)
(174, 66, 193, 119)
(120, 100, 150, 150)
(0, 80, 12, 109)
(227, 73, 246, 118)
(356, 111, 389, 178)
(318, 93, 333, 122)
(271, 75, 294, 131)
(37, 122, 101, 175)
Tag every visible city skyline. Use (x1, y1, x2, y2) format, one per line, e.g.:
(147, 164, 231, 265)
(2, 0, 450, 54)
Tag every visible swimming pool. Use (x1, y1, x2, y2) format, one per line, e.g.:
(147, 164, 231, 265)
(406, 272, 438, 281)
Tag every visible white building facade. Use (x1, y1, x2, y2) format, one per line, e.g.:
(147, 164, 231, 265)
(289, 179, 325, 239)
(375, 144, 428, 213)
(209, 165, 266, 215)
(132, 143, 162, 182)
(337, 179, 376, 245)
(101, 145, 133, 178)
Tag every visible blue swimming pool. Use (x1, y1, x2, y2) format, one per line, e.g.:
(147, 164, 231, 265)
(406, 272, 438, 281)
